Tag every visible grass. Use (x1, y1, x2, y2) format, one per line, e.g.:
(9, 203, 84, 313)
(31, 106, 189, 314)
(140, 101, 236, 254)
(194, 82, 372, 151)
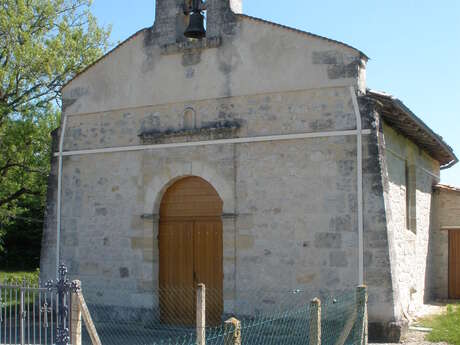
(0, 269, 40, 286)
(419, 304, 460, 345)
(0, 269, 40, 307)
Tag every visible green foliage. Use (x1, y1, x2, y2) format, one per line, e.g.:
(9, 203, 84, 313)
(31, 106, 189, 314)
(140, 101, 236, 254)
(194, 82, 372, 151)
(420, 304, 460, 345)
(0, 269, 40, 285)
(0, 0, 110, 264)
(0, 270, 40, 307)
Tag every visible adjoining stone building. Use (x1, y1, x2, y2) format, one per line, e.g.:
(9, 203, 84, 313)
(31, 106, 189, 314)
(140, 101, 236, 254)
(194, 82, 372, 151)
(431, 185, 460, 301)
(40, 0, 459, 341)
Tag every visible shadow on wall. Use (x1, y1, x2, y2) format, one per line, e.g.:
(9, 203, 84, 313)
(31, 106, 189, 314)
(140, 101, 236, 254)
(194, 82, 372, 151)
(425, 193, 436, 304)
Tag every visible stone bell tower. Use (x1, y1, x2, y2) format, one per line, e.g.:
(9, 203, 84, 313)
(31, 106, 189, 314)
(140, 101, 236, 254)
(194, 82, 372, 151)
(153, 0, 243, 45)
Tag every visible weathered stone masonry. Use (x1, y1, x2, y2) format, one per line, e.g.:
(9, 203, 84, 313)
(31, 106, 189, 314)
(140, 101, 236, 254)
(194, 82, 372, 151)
(40, 0, 457, 342)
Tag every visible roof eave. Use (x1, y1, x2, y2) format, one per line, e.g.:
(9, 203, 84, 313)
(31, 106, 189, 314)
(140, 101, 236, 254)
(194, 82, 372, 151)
(367, 90, 457, 169)
(392, 98, 458, 169)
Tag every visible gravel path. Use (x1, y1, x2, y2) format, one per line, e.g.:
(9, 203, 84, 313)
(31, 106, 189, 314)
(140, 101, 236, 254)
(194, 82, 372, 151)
(370, 330, 448, 345)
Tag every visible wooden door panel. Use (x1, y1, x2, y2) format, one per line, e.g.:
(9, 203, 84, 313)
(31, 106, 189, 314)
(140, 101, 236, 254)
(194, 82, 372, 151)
(159, 221, 195, 324)
(159, 177, 224, 325)
(194, 220, 223, 325)
(160, 177, 223, 218)
(449, 231, 460, 299)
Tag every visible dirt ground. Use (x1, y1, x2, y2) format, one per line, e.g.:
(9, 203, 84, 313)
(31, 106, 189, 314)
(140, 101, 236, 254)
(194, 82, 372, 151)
(369, 302, 450, 345)
(370, 330, 449, 345)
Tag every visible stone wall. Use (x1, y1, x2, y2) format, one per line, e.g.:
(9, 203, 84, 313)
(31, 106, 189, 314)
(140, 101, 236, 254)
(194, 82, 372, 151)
(63, 88, 358, 151)
(40, 87, 406, 342)
(61, 15, 365, 117)
(431, 186, 460, 299)
(381, 123, 440, 317)
(39, 0, 410, 339)
(42, 88, 368, 309)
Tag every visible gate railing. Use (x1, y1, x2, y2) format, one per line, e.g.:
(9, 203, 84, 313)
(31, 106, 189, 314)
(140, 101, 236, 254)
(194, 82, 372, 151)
(0, 265, 88, 345)
(0, 278, 63, 345)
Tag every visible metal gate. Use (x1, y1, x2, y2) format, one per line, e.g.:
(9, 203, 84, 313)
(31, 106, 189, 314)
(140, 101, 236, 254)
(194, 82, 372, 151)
(0, 265, 78, 345)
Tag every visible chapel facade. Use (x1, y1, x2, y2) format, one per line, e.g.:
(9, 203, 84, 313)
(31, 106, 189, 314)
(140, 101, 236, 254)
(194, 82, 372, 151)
(40, 0, 458, 342)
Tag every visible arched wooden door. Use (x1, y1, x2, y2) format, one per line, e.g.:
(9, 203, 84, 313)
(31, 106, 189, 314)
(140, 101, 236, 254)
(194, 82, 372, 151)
(159, 177, 223, 325)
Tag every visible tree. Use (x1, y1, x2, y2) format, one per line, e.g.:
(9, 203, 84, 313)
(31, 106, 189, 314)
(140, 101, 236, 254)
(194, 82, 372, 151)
(0, 0, 110, 262)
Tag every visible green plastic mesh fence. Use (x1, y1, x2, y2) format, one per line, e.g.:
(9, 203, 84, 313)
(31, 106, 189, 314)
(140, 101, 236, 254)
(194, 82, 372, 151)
(79, 287, 365, 345)
(321, 290, 364, 345)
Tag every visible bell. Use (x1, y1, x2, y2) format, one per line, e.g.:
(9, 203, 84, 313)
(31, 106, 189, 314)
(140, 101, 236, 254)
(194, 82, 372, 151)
(184, 11, 206, 39)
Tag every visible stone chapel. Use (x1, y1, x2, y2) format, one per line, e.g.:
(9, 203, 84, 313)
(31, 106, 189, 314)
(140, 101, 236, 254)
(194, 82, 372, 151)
(40, 0, 459, 341)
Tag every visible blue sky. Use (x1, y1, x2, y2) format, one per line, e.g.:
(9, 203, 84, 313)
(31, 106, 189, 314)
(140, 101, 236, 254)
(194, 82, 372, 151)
(91, 0, 460, 186)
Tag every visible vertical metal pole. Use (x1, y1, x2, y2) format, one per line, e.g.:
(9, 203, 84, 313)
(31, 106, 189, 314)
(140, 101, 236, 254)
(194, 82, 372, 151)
(56, 114, 69, 278)
(14, 287, 17, 345)
(20, 287, 24, 345)
(0, 286, 2, 344)
(38, 293, 42, 344)
(350, 86, 364, 285)
(196, 284, 206, 345)
(9, 288, 12, 345)
(4, 283, 6, 345)
(309, 298, 321, 345)
(27, 286, 30, 344)
(33, 291, 36, 345)
(356, 286, 368, 345)
(58, 282, 65, 340)
(50, 292, 54, 345)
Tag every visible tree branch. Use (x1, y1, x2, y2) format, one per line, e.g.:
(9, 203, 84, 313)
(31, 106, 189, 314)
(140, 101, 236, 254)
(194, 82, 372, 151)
(0, 163, 47, 177)
(0, 187, 41, 207)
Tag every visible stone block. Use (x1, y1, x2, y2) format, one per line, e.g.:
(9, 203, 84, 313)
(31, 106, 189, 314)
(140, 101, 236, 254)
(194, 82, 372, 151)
(130, 215, 144, 230)
(237, 235, 255, 250)
(79, 262, 99, 275)
(329, 251, 348, 267)
(329, 214, 352, 232)
(142, 249, 155, 263)
(131, 237, 153, 250)
(296, 273, 316, 284)
(314, 233, 342, 248)
(369, 320, 408, 343)
(137, 280, 154, 292)
(119, 267, 130, 278)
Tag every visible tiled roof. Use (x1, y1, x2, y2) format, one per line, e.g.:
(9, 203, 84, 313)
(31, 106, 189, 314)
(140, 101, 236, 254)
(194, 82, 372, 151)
(367, 90, 457, 169)
(434, 184, 460, 192)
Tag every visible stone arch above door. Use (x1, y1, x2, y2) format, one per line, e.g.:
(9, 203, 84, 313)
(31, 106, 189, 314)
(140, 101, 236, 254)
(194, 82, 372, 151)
(144, 160, 235, 216)
(160, 176, 223, 219)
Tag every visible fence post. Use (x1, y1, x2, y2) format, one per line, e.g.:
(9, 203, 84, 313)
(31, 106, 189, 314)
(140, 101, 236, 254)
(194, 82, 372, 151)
(197, 284, 206, 345)
(224, 317, 241, 345)
(71, 280, 82, 345)
(20, 283, 25, 345)
(356, 286, 368, 345)
(76, 287, 102, 345)
(309, 298, 321, 345)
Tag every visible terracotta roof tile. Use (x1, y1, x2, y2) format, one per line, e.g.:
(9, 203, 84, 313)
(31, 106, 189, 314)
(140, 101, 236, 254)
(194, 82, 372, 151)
(434, 184, 460, 192)
(367, 90, 457, 169)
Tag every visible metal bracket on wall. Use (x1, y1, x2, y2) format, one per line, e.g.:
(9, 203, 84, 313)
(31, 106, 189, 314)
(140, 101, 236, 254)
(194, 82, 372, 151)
(141, 214, 159, 221)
